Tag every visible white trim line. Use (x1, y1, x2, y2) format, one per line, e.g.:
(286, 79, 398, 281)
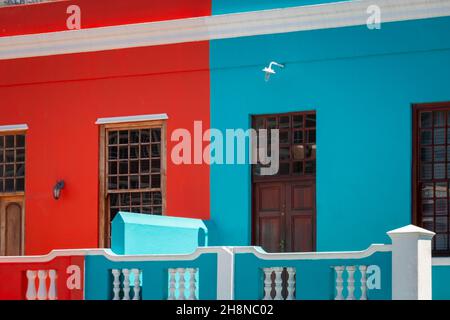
(95, 113, 168, 125)
(0, 124, 28, 132)
(432, 257, 450, 266)
(1, 0, 450, 60)
(0, 247, 224, 263)
(0, 244, 391, 263)
(232, 244, 392, 260)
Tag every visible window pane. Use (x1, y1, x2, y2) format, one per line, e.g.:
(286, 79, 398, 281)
(421, 147, 432, 162)
(434, 111, 446, 127)
(130, 130, 140, 144)
(119, 130, 128, 144)
(108, 131, 118, 145)
(436, 199, 448, 216)
(278, 163, 290, 175)
(435, 234, 448, 251)
(151, 129, 161, 143)
(422, 200, 434, 216)
(421, 163, 432, 180)
(421, 130, 432, 145)
(305, 161, 316, 174)
(293, 131, 303, 144)
(421, 112, 432, 128)
(140, 130, 150, 143)
(422, 183, 434, 198)
(16, 135, 25, 148)
(279, 116, 290, 129)
(293, 115, 303, 129)
(434, 163, 446, 179)
(5, 136, 14, 148)
(435, 128, 445, 145)
(293, 161, 303, 175)
(434, 146, 446, 161)
(305, 114, 316, 128)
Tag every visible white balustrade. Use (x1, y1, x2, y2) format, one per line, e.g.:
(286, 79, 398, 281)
(167, 268, 199, 300)
(262, 267, 296, 300)
(26, 269, 58, 300)
(286, 267, 296, 300)
(333, 265, 368, 300)
(111, 268, 142, 300)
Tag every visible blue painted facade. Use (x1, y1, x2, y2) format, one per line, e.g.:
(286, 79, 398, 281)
(212, 0, 349, 15)
(234, 251, 391, 300)
(209, 16, 450, 251)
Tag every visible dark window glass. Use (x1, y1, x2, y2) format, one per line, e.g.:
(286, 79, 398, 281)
(0, 134, 26, 192)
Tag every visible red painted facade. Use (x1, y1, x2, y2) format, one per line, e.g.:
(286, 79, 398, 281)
(0, 255, 84, 300)
(0, 42, 211, 255)
(0, 0, 211, 36)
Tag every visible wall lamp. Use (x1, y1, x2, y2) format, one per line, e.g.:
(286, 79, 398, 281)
(53, 180, 65, 200)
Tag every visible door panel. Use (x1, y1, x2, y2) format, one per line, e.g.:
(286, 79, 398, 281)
(254, 182, 285, 252)
(286, 181, 315, 252)
(0, 197, 24, 256)
(253, 180, 315, 253)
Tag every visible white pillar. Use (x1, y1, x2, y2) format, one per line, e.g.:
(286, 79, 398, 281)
(387, 224, 435, 300)
(263, 268, 274, 300)
(217, 247, 234, 300)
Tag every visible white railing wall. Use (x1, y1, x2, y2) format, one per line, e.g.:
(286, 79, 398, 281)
(26, 269, 58, 300)
(111, 268, 142, 300)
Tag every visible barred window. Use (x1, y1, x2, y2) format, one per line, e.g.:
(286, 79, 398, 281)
(0, 134, 25, 193)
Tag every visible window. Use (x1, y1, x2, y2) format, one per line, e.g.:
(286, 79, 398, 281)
(0, 133, 25, 193)
(414, 103, 450, 255)
(252, 112, 316, 177)
(99, 121, 166, 247)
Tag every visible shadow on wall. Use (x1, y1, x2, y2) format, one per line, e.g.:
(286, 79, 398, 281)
(111, 212, 208, 255)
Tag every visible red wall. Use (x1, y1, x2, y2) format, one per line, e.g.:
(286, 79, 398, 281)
(0, 0, 211, 36)
(0, 42, 210, 255)
(0, 255, 84, 300)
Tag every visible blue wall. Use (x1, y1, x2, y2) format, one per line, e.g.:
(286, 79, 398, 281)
(209, 17, 450, 251)
(212, 0, 349, 15)
(234, 251, 391, 300)
(433, 265, 450, 299)
(85, 253, 218, 300)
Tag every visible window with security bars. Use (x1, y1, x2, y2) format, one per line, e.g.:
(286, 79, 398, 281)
(415, 105, 450, 255)
(106, 127, 163, 222)
(252, 112, 316, 177)
(0, 134, 25, 193)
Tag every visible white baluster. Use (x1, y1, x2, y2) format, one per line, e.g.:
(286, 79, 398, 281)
(334, 266, 344, 300)
(359, 265, 368, 300)
(286, 267, 296, 300)
(346, 266, 356, 300)
(187, 268, 197, 300)
(132, 269, 141, 300)
(122, 269, 131, 300)
(263, 268, 273, 300)
(177, 268, 186, 300)
(48, 270, 58, 300)
(26, 270, 37, 300)
(112, 269, 121, 300)
(168, 269, 177, 300)
(273, 267, 283, 300)
(37, 270, 48, 300)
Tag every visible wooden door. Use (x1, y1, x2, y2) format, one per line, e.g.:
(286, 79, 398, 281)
(253, 180, 315, 252)
(252, 111, 316, 253)
(0, 197, 24, 256)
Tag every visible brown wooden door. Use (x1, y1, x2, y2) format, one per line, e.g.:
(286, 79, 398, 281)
(253, 180, 315, 252)
(0, 197, 24, 256)
(285, 180, 315, 252)
(253, 182, 285, 253)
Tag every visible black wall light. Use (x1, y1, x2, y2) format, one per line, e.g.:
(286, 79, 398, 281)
(53, 180, 65, 200)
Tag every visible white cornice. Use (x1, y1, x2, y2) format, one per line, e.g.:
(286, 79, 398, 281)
(0, 124, 28, 132)
(95, 113, 168, 125)
(0, 0, 450, 60)
(232, 244, 392, 260)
